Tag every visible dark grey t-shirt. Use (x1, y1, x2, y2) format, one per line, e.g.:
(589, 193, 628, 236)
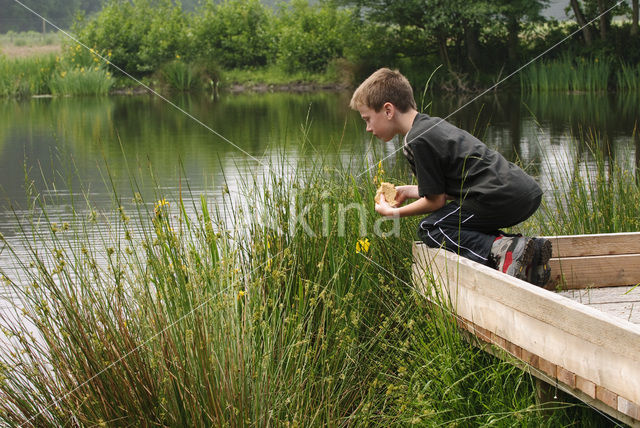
(403, 113, 541, 213)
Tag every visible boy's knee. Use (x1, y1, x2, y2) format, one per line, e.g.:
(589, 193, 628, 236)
(417, 223, 444, 249)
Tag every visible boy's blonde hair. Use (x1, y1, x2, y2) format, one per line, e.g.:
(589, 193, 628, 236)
(349, 68, 417, 113)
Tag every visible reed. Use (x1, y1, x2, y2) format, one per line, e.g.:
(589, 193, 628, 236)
(616, 62, 640, 92)
(0, 54, 56, 97)
(160, 59, 198, 91)
(522, 56, 611, 93)
(532, 136, 640, 236)
(48, 65, 113, 96)
(0, 147, 607, 426)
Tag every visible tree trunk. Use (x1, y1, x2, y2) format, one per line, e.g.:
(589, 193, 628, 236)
(597, 0, 609, 41)
(570, 0, 593, 45)
(465, 24, 480, 70)
(632, 0, 639, 36)
(507, 16, 520, 65)
(437, 35, 452, 71)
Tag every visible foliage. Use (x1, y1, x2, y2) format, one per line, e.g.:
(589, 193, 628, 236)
(49, 65, 112, 95)
(193, 0, 275, 69)
(0, 0, 103, 33)
(158, 58, 223, 92)
(521, 55, 611, 92)
(74, 0, 189, 76)
(616, 61, 640, 91)
(275, 0, 353, 73)
(0, 54, 57, 96)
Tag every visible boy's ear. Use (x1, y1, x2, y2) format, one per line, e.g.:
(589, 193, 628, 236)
(383, 102, 395, 119)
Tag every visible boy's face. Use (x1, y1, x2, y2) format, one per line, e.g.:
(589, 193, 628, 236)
(357, 103, 396, 142)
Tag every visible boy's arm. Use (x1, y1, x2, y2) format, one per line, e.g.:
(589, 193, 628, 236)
(376, 193, 446, 218)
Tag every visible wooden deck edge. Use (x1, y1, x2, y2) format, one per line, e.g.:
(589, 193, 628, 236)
(547, 232, 640, 258)
(457, 316, 640, 426)
(412, 243, 640, 358)
(412, 242, 640, 406)
(548, 254, 640, 289)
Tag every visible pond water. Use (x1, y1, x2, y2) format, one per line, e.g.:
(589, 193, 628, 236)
(1, 89, 640, 281)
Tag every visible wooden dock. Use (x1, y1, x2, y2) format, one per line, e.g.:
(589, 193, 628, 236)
(413, 232, 640, 426)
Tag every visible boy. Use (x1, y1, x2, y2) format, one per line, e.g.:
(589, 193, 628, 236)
(350, 68, 551, 286)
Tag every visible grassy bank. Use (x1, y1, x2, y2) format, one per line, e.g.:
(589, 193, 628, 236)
(0, 138, 624, 425)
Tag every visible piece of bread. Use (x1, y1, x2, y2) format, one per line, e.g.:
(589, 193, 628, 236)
(374, 182, 398, 207)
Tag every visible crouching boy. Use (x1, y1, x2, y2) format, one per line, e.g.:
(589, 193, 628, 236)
(351, 68, 551, 286)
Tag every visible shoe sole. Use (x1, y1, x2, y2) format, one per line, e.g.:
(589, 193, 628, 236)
(535, 238, 552, 287)
(505, 238, 536, 280)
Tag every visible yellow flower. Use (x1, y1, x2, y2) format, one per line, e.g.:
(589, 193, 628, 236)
(60, 71, 67, 78)
(356, 238, 370, 254)
(237, 290, 245, 300)
(154, 198, 170, 215)
(374, 161, 385, 185)
(176, 54, 181, 59)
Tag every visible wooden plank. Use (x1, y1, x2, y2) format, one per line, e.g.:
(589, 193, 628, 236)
(557, 366, 576, 389)
(584, 302, 640, 325)
(619, 396, 640, 421)
(548, 254, 640, 289)
(469, 316, 640, 427)
(413, 242, 640, 405)
(576, 376, 596, 399)
(548, 232, 640, 258)
(558, 286, 640, 324)
(597, 386, 619, 410)
(558, 286, 640, 304)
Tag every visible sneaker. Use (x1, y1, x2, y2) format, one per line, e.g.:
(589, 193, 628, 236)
(530, 238, 552, 287)
(490, 236, 536, 281)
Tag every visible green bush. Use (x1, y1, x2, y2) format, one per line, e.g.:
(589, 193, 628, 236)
(193, 0, 275, 69)
(276, 0, 353, 73)
(74, 0, 189, 76)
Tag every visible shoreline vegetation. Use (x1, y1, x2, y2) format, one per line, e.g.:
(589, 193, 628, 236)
(1, 0, 640, 98)
(2, 43, 640, 98)
(0, 140, 627, 425)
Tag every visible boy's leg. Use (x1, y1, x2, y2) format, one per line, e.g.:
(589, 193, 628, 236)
(416, 202, 499, 265)
(416, 200, 547, 283)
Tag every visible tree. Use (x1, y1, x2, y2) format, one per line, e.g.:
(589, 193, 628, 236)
(0, 0, 103, 32)
(492, 0, 549, 65)
(569, 0, 628, 43)
(193, 0, 276, 68)
(339, 0, 493, 71)
(631, 0, 638, 36)
(569, 0, 594, 45)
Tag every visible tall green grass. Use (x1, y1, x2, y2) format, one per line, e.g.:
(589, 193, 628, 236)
(616, 62, 640, 92)
(0, 148, 614, 425)
(0, 55, 113, 97)
(48, 66, 113, 96)
(521, 56, 611, 93)
(532, 138, 640, 236)
(0, 54, 56, 97)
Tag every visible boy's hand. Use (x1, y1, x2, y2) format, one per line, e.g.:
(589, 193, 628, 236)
(375, 194, 398, 217)
(394, 185, 418, 205)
